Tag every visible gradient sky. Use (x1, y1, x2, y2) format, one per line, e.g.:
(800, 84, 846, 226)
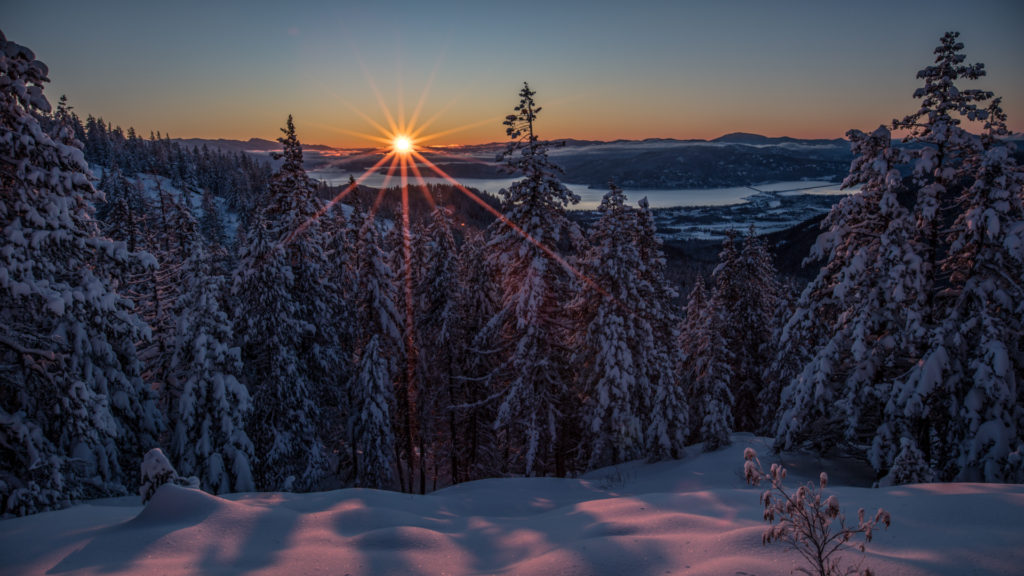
(5, 0, 1023, 147)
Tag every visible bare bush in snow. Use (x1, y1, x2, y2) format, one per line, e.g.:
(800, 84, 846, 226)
(743, 448, 890, 576)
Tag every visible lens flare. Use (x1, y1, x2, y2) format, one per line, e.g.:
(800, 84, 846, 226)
(287, 68, 631, 492)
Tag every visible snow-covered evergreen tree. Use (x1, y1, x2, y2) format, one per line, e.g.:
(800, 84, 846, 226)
(199, 188, 228, 254)
(264, 115, 342, 395)
(892, 30, 992, 324)
(230, 116, 339, 491)
(169, 248, 255, 494)
(347, 211, 403, 488)
(142, 180, 200, 423)
(1, 31, 161, 514)
(322, 205, 356, 464)
(711, 228, 781, 432)
(892, 98, 1024, 482)
(484, 83, 580, 476)
(884, 438, 935, 486)
(231, 215, 326, 491)
(633, 198, 689, 461)
(412, 203, 460, 487)
(572, 186, 688, 466)
(453, 232, 500, 481)
(572, 184, 645, 467)
(350, 336, 394, 489)
(383, 222, 419, 492)
(774, 34, 1023, 485)
(680, 276, 733, 451)
(97, 164, 148, 253)
(774, 127, 923, 459)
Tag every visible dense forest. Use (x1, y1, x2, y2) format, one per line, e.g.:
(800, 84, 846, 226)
(2, 29, 1022, 517)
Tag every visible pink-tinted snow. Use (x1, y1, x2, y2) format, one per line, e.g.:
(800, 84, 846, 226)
(2, 435, 1022, 575)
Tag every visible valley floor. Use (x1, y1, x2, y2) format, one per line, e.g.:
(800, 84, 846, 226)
(2, 435, 1022, 576)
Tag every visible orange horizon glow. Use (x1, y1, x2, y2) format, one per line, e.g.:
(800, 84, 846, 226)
(286, 77, 620, 319)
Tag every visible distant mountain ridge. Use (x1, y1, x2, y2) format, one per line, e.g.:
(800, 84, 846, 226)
(175, 133, 856, 189)
(173, 137, 341, 154)
(711, 132, 849, 147)
(174, 133, 851, 154)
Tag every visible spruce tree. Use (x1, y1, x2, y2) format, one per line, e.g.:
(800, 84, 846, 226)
(231, 216, 326, 491)
(346, 212, 403, 488)
(322, 205, 356, 464)
(231, 116, 338, 490)
(97, 164, 147, 253)
(892, 31, 991, 325)
(772, 127, 923, 459)
(484, 83, 580, 476)
(573, 186, 689, 466)
(143, 180, 200, 423)
(383, 223, 418, 492)
(1, 31, 161, 514)
(350, 336, 395, 489)
(265, 115, 342, 393)
(572, 184, 645, 468)
(680, 276, 733, 451)
(199, 188, 228, 253)
(633, 198, 689, 461)
(453, 232, 500, 481)
(775, 33, 1024, 484)
(893, 98, 1024, 481)
(412, 203, 460, 488)
(712, 229, 781, 432)
(169, 248, 255, 494)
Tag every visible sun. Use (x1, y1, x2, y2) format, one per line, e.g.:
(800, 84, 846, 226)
(392, 135, 413, 155)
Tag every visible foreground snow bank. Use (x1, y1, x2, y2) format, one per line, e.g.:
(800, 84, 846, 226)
(2, 435, 1022, 575)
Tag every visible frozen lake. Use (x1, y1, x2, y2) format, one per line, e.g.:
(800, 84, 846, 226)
(309, 170, 848, 210)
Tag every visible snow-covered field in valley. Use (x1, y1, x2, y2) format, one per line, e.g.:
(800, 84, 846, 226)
(2, 435, 1022, 576)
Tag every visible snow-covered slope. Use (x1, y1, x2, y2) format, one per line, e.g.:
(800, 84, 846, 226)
(2, 435, 1021, 575)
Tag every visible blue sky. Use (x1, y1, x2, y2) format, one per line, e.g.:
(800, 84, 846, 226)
(5, 0, 1022, 146)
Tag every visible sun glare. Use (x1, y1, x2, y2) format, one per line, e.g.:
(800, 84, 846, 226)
(309, 77, 606, 305)
(393, 135, 413, 154)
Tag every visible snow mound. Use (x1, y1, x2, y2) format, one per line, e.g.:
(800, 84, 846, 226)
(130, 484, 232, 526)
(1, 437, 1022, 575)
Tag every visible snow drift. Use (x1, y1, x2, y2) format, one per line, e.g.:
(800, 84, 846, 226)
(2, 435, 1022, 575)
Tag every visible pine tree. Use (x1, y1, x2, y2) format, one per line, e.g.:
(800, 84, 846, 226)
(347, 213, 403, 488)
(265, 115, 342, 393)
(453, 232, 500, 481)
(892, 31, 992, 324)
(231, 216, 326, 491)
(680, 276, 733, 451)
(712, 229, 781, 432)
(350, 336, 395, 489)
(485, 83, 580, 476)
(893, 98, 1024, 481)
(772, 127, 923, 460)
(412, 203, 460, 488)
(572, 184, 645, 468)
(633, 198, 689, 461)
(1, 31, 161, 515)
(169, 248, 255, 494)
